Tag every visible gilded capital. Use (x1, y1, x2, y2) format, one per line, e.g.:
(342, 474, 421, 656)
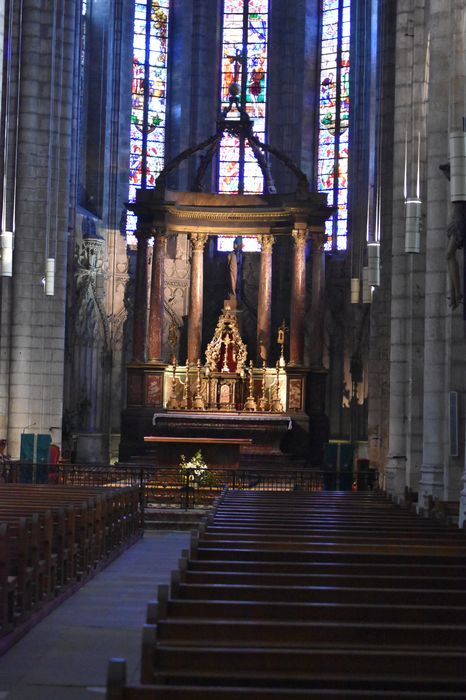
(310, 229, 327, 253)
(189, 232, 209, 252)
(152, 226, 168, 250)
(258, 234, 275, 253)
(291, 228, 308, 248)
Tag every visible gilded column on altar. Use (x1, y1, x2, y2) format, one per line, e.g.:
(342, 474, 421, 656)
(148, 228, 167, 362)
(188, 232, 208, 364)
(289, 227, 307, 366)
(132, 225, 150, 362)
(256, 234, 275, 361)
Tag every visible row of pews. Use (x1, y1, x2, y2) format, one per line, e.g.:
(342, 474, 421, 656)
(0, 483, 142, 640)
(107, 490, 466, 699)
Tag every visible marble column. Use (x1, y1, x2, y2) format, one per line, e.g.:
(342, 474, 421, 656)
(148, 229, 167, 362)
(256, 234, 275, 361)
(132, 227, 150, 362)
(187, 233, 208, 364)
(309, 229, 326, 367)
(289, 227, 307, 366)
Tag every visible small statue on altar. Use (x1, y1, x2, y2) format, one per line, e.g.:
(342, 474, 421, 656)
(227, 237, 242, 299)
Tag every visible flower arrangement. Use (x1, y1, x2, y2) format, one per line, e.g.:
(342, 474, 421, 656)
(179, 450, 208, 485)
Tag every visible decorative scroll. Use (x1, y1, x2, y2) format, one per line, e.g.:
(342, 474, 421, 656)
(146, 375, 163, 406)
(288, 378, 303, 411)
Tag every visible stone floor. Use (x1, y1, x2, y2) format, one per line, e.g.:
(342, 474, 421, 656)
(0, 531, 190, 699)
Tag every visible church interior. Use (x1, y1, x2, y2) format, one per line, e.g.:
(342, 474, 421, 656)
(0, 0, 465, 696)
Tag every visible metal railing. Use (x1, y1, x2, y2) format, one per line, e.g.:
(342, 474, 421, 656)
(3, 462, 378, 510)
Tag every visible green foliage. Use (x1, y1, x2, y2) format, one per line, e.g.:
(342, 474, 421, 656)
(179, 450, 209, 485)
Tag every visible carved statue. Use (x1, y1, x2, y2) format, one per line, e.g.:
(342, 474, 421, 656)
(227, 250, 237, 297)
(227, 238, 242, 298)
(440, 162, 466, 309)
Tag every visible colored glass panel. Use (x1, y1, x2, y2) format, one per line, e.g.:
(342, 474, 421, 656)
(218, 236, 261, 252)
(319, 0, 350, 251)
(218, 0, 269, 195)
(128, 0, 170, 240)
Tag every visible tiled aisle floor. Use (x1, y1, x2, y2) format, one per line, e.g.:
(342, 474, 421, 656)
(0, 531, 190, 699)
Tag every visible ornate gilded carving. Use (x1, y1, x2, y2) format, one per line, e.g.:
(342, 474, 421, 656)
(258, 234, 275, 252)
(277, 321, 288, 367)
(205, 308, 248, 376)
(167, 207, 291, 221)
(291, 228, 308, 248)
(192, 359, 205, 410)
(258, 360, 268, 411)
(270, 362, 284, 412)
(189, 232, 209, 252)
(166, 360, 179, 410)
(243, 361, 257, 412)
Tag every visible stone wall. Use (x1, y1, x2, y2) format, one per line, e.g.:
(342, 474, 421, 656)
(0, 0, 76, 459)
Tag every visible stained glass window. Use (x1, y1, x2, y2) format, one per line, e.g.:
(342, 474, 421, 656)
(218, 0, 269, 195)
(217, 236, 262, 253)
(218, 0, 268, 253)
(318, 0, 350, 251)
(128, 0, 170, 240)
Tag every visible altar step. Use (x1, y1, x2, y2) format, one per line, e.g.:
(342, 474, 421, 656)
(145, 507, 209, 530)
(135, 451, 309, 471)
(239, 454, 309, 471)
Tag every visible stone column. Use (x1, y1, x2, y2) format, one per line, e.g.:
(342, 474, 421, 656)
(187, 233, 208, 364)
(132, 227, 150, 362)
(417, 3, 450, 513)
(309, 229, 326, 367)
(256, 234, 275, 361)
(148, 229, 167, 362)
(289, 227, 307, 366)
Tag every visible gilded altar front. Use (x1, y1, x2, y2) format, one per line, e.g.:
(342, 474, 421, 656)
(162, 304, 288, 413)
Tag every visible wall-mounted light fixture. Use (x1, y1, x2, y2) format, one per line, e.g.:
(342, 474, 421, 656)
(0, 230, 14, 276)
(45, 257, 55, 296)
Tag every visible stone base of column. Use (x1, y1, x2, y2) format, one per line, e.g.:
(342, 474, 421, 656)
(384, 456, 407, 503)
(74, 433, 108, 463)
(417, 464, 444, 514)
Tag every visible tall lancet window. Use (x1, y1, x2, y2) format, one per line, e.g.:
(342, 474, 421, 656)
(128, 1, 171, 239)
(318, 0, 350, 251)
(218, 0, 269, 196)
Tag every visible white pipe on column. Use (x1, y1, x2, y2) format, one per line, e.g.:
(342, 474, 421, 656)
(0, 230, 13, 276)
(45, 258, 55, 296)
(449, 131, 466, 201)
(367, 242, 380, 286)
(405, 197, 422, 253)
(350, 277, 360, 304)
(362, 267, 372, 304)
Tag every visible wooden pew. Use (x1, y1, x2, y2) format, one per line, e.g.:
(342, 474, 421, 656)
(0, 483, 142, 637)
(151, 594, 466, 626)
(106, 657, 466, 699)
(109, 490, 466, 697)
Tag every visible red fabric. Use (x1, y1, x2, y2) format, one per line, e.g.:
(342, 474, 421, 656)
(49, 444, 60, 465)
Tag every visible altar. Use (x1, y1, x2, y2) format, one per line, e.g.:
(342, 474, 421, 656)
(120, 302, 298, 466)
(119, 93, 333, 466)
(144, 411, 292, 469)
